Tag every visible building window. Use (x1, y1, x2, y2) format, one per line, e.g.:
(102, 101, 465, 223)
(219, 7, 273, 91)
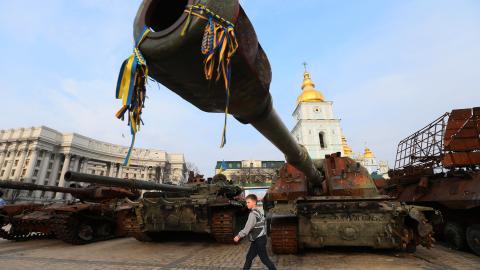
(46, 172, 51, 179)
(6, 152, 11, 158)
(133, 173, 137, 178)
(100, 171, 104, 176)
(319, 133, 326, 149)
(16, 151, 21, 157)
(28, 150, 31, 157)
(21, 169, 26, 177)
(50, 153, 55, 159)
(0, 170, 4, 177)
(3, 161, 7, 167)
(48, 162, 53, 169)
(141, 174, 144, 178)
(39, 151, 44, 158)
(36, 160, 41, 167)
(25, 159, 29, 166)
(33, 169, 39, 177)
(91, 170, 95, 175)
(125, 173, 129, 178)
(14, 160, 18, 166)
(11, 169, 15, 176)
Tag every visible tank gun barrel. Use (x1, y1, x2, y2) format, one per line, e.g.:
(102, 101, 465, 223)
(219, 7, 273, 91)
(64, 171, 194, 193)
(129, 0, 322, 185)
(0, 180, 139, 201)
(0, 180, 91, 195)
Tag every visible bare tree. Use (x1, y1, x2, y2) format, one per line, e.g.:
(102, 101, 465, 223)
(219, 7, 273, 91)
(185, 162, 201, 176)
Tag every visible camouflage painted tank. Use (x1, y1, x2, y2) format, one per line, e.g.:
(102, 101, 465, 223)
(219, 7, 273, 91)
(65, 171, 247, 243)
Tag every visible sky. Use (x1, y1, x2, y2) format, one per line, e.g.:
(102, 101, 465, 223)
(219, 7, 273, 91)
(0, 0, 479, 176)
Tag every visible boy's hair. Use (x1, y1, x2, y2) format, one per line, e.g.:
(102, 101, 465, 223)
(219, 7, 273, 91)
(245, 194, 258, 202)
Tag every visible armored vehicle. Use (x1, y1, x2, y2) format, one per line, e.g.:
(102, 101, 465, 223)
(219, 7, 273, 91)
(264, 153, 437, 254)
(65, 171, 246, 243)
(0, 180, 139, 244)
(113, 0, 436, 252)
(385, 107, 480, 255)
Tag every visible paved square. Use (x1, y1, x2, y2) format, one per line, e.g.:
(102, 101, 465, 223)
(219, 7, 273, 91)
(0, 237, 478, 270)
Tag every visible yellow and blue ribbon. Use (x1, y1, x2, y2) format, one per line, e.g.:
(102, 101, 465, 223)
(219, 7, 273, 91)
(115, 26, 151, 166)
(183, 5, 238, 148)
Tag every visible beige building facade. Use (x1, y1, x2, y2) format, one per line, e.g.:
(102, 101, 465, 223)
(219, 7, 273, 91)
(0, 126, 186, 201)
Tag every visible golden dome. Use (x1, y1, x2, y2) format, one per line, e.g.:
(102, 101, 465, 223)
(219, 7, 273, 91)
(342, 136, 352, 157)
(364, 147, 375, 159)
(297, 70, 325, 104)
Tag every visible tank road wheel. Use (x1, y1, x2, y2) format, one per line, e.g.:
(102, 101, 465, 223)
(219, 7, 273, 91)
(466, 224, 480, 256)
(211, 211, 235, 244)
(53, 216, 94, 244)
(77, 223, 94, 242)
(443, 222, 466, 250)
(270, 222, 298, 254)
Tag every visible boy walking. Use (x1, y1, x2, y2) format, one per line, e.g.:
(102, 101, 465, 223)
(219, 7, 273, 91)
(234, 194, 277, 270)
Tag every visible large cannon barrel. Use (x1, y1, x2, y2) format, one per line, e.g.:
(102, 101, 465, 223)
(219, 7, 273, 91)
(132, 0, 322, 184)
(0, 180, 140, 201)
(65, 171, 194, 192)
(0, 180, 91, 195)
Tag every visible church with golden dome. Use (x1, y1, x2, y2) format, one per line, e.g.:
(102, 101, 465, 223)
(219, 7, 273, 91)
(291, 66, 344, 159)
(291, 65, 390, 178)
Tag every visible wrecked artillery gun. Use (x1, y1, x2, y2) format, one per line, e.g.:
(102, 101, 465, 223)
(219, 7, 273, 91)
(0, 180, 138, 244)
(64, 171, 246, 243)
(113, 0, 438, 253)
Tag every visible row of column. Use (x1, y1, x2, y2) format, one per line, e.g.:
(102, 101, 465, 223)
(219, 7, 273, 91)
(1, 144, 170, 200)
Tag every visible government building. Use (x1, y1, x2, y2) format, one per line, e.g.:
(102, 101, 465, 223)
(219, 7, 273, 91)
(0, 126, 186, 201)
(214, 160, 285, 185)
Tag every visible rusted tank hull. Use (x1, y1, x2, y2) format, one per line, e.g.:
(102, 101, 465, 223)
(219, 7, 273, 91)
(0, 204, 54, 240)
(386, 172, 480, 255)
(265, 154, 437, 254)
(267, 198, 434, 253)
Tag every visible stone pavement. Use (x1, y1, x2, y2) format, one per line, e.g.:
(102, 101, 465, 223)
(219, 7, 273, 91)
(0, 236, 479, 270)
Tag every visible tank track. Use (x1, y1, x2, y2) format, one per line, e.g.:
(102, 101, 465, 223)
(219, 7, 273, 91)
(211, 211, 235, 244)
(270, 222, 298, 254)
(0, 219, 53, 241)
(52, 215, 115, 244)
(120, 209, 152, 242)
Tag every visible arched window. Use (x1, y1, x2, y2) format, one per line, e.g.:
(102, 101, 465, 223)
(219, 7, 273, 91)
(319, 132, 326, 149)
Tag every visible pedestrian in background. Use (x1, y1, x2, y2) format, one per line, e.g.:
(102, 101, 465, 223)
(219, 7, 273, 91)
(234, 194, 276, 270)
(0, 190, 7, 206)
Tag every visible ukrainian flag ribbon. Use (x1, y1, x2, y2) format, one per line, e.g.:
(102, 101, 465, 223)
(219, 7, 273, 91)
(183, 4, 238, 148)
(115, 26, 151, 166)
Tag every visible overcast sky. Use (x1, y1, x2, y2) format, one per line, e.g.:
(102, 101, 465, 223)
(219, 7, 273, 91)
(1, 0, 479, 175)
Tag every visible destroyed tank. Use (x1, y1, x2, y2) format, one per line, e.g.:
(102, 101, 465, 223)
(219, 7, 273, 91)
(0, 180, 139, 244)
(263, 153, 437, 254)
(385, 107, 480, 255)
(65, 171, 247, 243)
(115, 0, 436, 252)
